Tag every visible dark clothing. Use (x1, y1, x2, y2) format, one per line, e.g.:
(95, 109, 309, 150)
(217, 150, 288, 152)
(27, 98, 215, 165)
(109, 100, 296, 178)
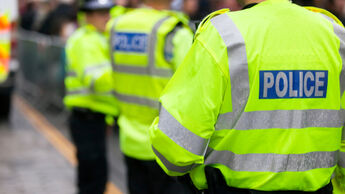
(124, 156, 189, 194)
(39, 3, 76, 35)
(69, 109, 107, 194)
(204, 166, 333, 194)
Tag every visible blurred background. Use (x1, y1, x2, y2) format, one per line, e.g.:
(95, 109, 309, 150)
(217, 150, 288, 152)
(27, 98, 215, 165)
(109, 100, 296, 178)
(0, 0, 344, 193)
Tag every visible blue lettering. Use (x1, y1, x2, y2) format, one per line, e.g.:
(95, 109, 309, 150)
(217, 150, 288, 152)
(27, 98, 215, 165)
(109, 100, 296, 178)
(113, 32, 148, 53)
(259, 70, 328, 99)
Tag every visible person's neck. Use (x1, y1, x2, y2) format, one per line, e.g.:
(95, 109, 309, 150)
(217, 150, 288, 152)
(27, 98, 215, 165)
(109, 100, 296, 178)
(143, 2, 170, 10)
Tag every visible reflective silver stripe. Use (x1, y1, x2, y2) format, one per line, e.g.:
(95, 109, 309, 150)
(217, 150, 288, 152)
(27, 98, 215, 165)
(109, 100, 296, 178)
(339, 152, 345, 168)
(84, 63, 110, 75)
(112, 64, 173, 77)
(333, 22, 345, 96)
(66, 71, 77, 77)
(110, 18, 119, 72)
(164, 26, 181, 63)
(113, 91, 159, 109)
(205, 149, 337, 172)
(319, 13, 334, 23)
(111, 17, 173, 78)
(158, 107, 209, 156)
(67, 89, 89, 95)
(211, 14, 249, 124)
(147, 17, 174, 77)
(67, 89, 113, 96)
(216, 109, 345, 130)
(152, 146, 193, 173)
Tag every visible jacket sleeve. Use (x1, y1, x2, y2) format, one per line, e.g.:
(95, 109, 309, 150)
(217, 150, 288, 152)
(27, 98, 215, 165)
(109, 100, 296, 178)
(333, 91, 345, 193)
(66, 33, 113, 93)
(149, 22, 229, 176)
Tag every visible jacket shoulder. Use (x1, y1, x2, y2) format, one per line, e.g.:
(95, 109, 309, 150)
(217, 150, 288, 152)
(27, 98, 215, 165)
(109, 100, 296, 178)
(305, 6, 344, 27)
(194, 9, 230, 39)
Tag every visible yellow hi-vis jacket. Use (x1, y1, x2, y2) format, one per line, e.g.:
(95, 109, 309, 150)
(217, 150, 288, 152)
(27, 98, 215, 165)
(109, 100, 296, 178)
(109, 7, 193, 160)
(0, 13, 10, 83)
(150, 0, 345, 191)
(64, 24, 120, 117)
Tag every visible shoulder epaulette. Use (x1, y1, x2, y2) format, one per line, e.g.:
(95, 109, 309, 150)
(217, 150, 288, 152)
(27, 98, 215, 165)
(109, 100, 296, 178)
(194, 9, 230, 40)
(305, 6, 344, 27)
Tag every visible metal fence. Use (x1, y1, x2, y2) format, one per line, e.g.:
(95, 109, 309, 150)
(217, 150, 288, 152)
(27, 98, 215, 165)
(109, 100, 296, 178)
(17, 29, 66, 114)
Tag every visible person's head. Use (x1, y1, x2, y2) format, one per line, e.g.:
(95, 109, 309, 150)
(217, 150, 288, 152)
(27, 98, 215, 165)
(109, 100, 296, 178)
(213, 0, 241, 11)
(143, 0, 173, 9)
(79, 0, 114, 32)
(183, 0, 199, 18)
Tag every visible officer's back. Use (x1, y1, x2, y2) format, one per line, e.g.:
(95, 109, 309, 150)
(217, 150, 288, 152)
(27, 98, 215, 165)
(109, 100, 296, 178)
(149, 0, 345, 193)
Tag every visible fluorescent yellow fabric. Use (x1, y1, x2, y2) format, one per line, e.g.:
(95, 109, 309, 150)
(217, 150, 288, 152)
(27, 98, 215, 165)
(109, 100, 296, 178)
(110, 8, 193, 160)
(64, 24, 120, 116)
(150, 0, 345, 191)
(0, 13, 10, 83)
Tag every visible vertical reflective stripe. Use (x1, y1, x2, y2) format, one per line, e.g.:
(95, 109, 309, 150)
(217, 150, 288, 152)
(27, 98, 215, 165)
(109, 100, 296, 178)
(148, 16, 174, 77)
(152, 146, 194, 173)
(205, 148, 338, 172)
(333, 22, 345, 96)
(211, 14, 249, 125)
(339, 152, 345, 168)
(113, 91, 160, 109)
(110, 18, 120, 71)
(216, 109, 345, 130)
(158, 107, 209, 156)
(164, 26, 181, 62)
(111, 17, 173, 78)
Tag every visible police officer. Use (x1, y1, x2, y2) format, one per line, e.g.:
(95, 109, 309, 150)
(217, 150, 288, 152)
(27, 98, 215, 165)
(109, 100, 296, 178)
(108, 0, 193, 193)
(149, 0, 345, 193)
(64, 0, 119, 193)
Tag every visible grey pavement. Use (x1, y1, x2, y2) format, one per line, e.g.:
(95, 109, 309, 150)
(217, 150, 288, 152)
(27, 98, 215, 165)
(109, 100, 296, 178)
(0, 97, 127, 194)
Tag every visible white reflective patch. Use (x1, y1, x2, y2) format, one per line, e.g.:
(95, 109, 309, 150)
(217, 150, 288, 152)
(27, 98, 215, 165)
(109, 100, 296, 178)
(263, 72, 274, 98)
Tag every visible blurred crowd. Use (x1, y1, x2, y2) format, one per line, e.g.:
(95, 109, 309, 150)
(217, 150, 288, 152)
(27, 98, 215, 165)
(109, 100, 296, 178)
(17, 0, 345, 41)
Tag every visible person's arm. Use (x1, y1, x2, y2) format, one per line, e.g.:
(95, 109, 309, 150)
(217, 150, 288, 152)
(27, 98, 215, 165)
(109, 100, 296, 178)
(333, 92, 345, 193)
(150, 21, 229, 176)
(66, 31, 113, 94)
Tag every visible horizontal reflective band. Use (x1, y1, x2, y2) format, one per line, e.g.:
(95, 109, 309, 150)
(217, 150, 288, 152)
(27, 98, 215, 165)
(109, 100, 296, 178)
(152, 146, 193, 173)
(216, 109, 345, 130)
(211, 14, 249, 119)
(113, 64, 173, 77)
(339, 152, 345, 168)
(113, 91, 159, 109)
(84, 63, 110, 75)
(66, 71, 77, 77)
(158, 107, 208, 156)
(205, 149, 338, 172)
(66, 89, 113, 96)
(333, 22, 345, 96)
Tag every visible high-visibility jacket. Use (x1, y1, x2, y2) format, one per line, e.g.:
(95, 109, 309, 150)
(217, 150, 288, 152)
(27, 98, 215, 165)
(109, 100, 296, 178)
(109, 7, 193, 160)
(0, 13, 10, 83)
(150, 0, 345, 191)
(64, 24, 120, 117)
